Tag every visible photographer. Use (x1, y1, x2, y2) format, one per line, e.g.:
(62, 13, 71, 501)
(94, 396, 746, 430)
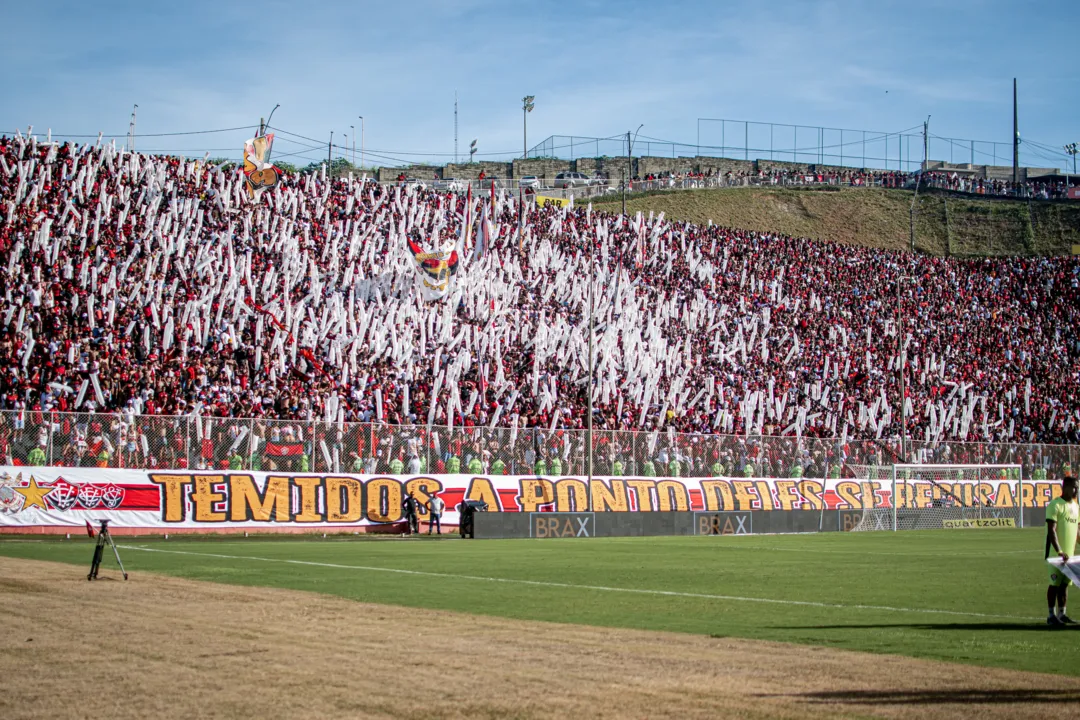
(401, 492, 420, 535)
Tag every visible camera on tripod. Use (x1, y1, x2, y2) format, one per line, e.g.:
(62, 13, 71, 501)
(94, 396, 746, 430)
(88, 518, 128, 581)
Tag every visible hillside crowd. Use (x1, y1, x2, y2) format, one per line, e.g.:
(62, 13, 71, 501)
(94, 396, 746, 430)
(0, 133, 1077, 475)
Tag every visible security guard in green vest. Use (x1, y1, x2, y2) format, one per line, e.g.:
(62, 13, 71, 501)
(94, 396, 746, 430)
(491, 458, 506, 475)
(468, 456, 483, 474)
(446, 455, 461, 473)
(390, 456, 405, 474)
(550, 456, 563, 476)
(643, 460, 656, 477)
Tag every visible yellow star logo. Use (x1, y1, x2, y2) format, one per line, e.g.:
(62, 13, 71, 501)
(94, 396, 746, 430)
(16, 476, 52, 511)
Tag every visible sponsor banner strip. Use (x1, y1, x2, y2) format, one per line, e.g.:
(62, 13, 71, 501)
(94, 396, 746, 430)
(0, 467, 1034, 529)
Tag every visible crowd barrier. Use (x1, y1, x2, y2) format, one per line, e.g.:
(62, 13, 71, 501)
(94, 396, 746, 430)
(2, 411, 1076, 485)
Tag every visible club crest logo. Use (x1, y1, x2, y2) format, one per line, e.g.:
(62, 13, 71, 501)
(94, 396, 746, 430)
(101, 484, 125, 509)
(0, 471, 23, 513)
(48, 478, 79, 511)
(78, 483, 104, 509)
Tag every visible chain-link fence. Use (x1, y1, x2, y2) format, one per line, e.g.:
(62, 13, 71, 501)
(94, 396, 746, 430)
(1, 409, 1076, 480)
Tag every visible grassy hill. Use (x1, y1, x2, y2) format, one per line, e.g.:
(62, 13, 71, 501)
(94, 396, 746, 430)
(588, 186, 1080, 256)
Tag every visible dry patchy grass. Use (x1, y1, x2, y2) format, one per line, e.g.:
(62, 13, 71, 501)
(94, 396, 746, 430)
(590, 187, 1080, 256)
(1, 557, 1079, 719)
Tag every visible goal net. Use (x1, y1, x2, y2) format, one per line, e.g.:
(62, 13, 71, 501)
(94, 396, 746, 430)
(847, 464, 1023, 532)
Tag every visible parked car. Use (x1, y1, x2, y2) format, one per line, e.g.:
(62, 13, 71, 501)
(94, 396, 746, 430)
(554, 172, 591, 189)
(435, 177, 467, 192)
(519, 176, 540, 189)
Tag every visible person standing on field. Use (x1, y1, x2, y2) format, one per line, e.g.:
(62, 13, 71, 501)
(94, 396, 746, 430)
(1046, 475, 1079, 626)
(401, 492, 420, 535)
(427, 493, 445, 535)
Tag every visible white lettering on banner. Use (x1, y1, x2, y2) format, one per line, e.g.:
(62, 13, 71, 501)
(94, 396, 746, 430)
(0, 467, 1029, 530)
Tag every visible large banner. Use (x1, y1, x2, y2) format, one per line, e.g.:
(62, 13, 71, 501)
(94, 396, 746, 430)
(0, 467, 1047, 530)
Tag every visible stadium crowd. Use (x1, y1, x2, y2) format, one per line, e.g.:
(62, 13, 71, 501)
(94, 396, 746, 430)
(0, 132, 1077, 475)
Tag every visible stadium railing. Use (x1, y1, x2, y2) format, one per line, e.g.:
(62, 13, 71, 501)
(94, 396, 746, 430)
(0, 410, 1075, 481)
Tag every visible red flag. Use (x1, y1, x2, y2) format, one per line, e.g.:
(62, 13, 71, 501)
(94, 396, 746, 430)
(85, 520, 95, 538)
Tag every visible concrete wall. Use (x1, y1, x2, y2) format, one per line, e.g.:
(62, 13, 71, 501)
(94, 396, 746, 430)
(512, 158, 572, 184)
(442, 161, 513, 181)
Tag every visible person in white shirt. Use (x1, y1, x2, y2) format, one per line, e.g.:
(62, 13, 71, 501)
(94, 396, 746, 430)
(427, 494, 445, 535)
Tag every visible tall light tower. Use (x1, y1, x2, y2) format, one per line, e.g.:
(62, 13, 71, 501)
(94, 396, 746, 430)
(522, 95, 535, 159)
(1066, 143, 1078, 188)
(357, 116, 365, 171)
(127, 104, 138, 152)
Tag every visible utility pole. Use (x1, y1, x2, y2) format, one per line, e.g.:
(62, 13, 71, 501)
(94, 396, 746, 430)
(1012, 78, 1019, 186)
(350, 125, 355, 165)
(261, 104, 279, 138)
(910, 115, 929, 253)
(454, 92, 459, 165)
(623, 125, 643, 215)
(328, 131, 333, 175)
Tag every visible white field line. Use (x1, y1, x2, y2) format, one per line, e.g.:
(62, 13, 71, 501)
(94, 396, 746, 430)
(119, 545, 1032, 621)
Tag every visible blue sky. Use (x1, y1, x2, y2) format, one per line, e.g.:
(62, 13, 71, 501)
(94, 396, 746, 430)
(1, 0, 1077, 170)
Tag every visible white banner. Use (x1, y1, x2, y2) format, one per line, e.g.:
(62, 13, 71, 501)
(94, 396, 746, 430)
(0, 467, 1030, 531)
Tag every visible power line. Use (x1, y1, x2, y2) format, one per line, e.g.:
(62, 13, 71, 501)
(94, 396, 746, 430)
(1, 125, 258, 139)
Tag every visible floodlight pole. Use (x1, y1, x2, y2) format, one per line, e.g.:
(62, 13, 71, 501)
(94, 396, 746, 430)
(1066, 143, 1078, 188)
(586, 237, 594, 509)
(895, 276, 914, 463)
(358, 116, 365, 172)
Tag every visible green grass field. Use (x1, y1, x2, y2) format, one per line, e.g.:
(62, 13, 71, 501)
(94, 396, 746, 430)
(1, 528, 1074, 676)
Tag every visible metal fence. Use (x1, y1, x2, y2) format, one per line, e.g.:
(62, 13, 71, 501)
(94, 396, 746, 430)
(2, 410, 1076, 480)
(527, 121, 1068, 175)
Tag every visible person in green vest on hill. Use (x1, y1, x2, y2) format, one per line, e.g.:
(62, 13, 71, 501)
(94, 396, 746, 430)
(390, 456, 405, 475)
(643, 459, 656, 477)
(549, 456, 563, 476)
(446, 455, 461, 473)
(468, 455, 483, 474)
(668, 457, 680, 477)
(612, 459, 624, 476)
(491, 458, 506, 475)
(229, 452, 244, 470)
(27, 446, 45, 466)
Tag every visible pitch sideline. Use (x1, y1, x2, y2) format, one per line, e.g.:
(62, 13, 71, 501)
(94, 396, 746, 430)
(119, 545, 1032, 621)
